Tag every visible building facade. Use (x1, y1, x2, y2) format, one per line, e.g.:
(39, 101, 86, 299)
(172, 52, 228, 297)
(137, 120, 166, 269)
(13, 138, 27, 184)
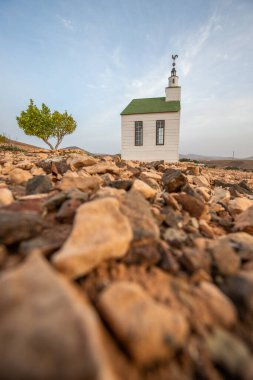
(121, 56, 181, 162)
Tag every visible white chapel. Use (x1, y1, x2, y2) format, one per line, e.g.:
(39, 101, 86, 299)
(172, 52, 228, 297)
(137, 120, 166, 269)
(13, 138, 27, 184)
(120, 55, 181, 162)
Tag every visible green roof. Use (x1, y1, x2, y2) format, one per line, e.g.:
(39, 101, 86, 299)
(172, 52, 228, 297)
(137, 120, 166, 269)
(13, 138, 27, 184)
(121, 97, 180, 115)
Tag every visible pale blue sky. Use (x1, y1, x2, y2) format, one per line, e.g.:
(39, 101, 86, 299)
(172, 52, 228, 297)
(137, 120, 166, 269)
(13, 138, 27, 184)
(0, 0, 252, 157)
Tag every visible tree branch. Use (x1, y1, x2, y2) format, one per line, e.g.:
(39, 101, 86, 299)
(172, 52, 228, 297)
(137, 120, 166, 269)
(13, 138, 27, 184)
(42, 137, 54, 150)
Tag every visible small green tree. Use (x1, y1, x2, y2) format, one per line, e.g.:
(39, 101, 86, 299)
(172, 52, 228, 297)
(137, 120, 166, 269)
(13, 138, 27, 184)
(16, 99, 76, 150)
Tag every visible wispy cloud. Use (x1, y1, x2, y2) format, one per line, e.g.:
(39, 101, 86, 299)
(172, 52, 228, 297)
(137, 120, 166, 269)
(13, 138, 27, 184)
(179, 12, 221, 76)
(111, 46, 123, 68)
(58, 16, 74, 31)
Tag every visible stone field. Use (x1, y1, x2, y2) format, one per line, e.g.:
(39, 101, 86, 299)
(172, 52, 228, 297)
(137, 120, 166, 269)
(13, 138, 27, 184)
(0, 148, 253, 380)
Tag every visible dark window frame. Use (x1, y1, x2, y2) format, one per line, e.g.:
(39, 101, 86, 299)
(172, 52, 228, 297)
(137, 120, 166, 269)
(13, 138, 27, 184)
(135, 121, 143, 146)
(156, 120, 165, 145)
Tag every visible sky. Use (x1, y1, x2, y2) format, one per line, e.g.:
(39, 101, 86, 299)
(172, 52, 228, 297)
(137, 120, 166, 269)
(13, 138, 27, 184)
(0, 0, 253, 157)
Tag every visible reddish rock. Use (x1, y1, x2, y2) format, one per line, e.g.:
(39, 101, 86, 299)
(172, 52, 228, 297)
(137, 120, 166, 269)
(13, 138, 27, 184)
(0, 210, 43, 245)
(174, 193, 207, 219)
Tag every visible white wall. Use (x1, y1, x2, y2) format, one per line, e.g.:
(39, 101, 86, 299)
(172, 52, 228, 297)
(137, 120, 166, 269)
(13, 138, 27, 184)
(121, 111, 180, 162)
(165, 86, 181, 101)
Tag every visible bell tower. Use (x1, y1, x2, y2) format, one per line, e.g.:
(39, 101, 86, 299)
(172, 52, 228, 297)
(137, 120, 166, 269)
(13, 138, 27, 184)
(165, 54, 181, 102)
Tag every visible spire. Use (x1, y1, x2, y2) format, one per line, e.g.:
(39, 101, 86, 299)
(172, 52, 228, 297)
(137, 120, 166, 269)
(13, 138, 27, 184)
(171, 54, 178, 77)
(165, 54, 181, 101)
(167, 54, 179, 88)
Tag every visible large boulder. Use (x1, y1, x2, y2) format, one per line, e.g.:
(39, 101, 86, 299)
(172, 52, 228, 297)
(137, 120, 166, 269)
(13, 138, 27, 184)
(0, 253, 118, 380)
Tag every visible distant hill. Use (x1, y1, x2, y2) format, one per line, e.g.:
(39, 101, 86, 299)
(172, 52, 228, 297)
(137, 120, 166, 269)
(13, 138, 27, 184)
(179, 153, 247, 161)
(1, 138, 47, 152)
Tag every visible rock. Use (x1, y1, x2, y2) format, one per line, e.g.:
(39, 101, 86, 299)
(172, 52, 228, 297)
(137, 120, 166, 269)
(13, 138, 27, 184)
(228, 197, 253, 217)
(210, 240, 240, 276)
(193, 175, 210, 188)
(140, 176, 160, 190)
(95, 187, 126, 200)
(30, 166, 45, 176)
(221, 273, 253, 317)
(0, 244, 7, 266)
(0, 188, 13, 206)
(43, 192, 68, 211)
(58, 176, 101, 193)
(163, 193, 180, 210)
(205, 328, 252, 377)
(0, 253, 118, 380)
(211, 187, 230, 205)
(163, 207, 183, 228)
(123, 239, 162, 265)
(180, 247, 212, 273)
(19, 225, 72, 256)
(37, 157, 69, 175)
(195, 282, 237, 328)
(15, 160, 33, 170)
(174, 193, 207, 219)
(120, 191, 160, 240)
(0, 210, 43, 245)
(26, 175, 53, 195)
(53, 198, 133, 278)
(163, 228, 187, 247)
(199, 220, 215, 238)
(234, 205, 253, 235)
(98, 281, 189, 365)
(85, 163, 120, 175)
(67, 154, 97, 170)
(109, 179, 133, 191)
(9, 168, 33, 184)
(56, 198, 82, 223)
(162, 169, 188, 192)
(196, 186, 211, 201)
(139, 171, 162, 181)
(131, 179, 156, 199)
(187, 166, 200, 176)
(218, 232, 253, 261)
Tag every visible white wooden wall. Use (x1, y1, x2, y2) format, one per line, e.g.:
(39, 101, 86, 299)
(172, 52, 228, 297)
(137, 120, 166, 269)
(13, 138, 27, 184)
(121, 111, 180, 162)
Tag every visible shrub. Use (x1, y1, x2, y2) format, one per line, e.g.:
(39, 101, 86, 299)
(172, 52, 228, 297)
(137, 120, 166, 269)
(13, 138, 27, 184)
(0, 134, 7, 143)
(0, 145, 25, 152)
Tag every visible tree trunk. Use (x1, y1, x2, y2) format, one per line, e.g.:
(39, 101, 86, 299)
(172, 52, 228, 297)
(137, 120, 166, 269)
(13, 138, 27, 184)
(55, 136, 63, 150)
(42, 138, 54, 150)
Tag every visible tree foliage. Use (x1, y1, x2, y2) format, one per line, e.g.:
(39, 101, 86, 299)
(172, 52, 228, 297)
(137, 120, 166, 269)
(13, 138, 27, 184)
(16, 99, 76, 150)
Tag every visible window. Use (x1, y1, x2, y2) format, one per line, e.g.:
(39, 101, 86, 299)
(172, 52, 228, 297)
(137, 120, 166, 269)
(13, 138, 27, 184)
(135, 121, 143, 146)
(156, 120, 165, 145)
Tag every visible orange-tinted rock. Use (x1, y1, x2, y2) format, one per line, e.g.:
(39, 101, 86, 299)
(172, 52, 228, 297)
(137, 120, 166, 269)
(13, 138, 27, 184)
(53, 198, 133, 278)
(98, 281, 189, 365)
(235, 206, 253, 235)
(58, 176, 101, 193)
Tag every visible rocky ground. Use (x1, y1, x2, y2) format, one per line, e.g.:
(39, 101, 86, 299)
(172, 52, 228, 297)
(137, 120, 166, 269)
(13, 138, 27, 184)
(0, 148, 253, 380)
